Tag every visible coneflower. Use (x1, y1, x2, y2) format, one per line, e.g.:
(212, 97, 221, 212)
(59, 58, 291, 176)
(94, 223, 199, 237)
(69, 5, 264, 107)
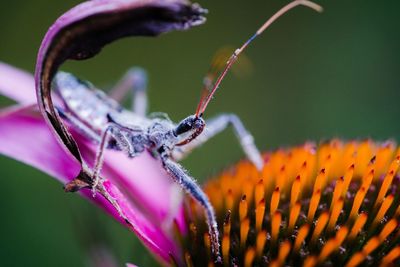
(1, 0, 399, 266)
(184, 140, 400, 266)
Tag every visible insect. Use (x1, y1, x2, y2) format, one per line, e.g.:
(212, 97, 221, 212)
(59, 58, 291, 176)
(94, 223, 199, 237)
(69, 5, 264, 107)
(54, 62, 263, 262)
(51, 0, 322, 261)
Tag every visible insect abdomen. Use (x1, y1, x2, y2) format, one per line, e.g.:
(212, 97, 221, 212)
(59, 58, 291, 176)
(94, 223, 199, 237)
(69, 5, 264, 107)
(54, 72, 122, 131)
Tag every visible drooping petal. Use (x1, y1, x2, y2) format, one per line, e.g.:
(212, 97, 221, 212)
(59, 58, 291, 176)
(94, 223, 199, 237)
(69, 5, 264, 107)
(0, 62, 36, 104)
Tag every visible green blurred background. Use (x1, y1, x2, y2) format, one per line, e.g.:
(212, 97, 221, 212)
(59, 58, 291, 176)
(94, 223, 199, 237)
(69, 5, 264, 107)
(0, 0, 399, 266)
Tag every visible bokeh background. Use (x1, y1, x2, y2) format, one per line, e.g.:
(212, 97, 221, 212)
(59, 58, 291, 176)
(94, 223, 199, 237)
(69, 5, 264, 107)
(0, 0, 399, 266)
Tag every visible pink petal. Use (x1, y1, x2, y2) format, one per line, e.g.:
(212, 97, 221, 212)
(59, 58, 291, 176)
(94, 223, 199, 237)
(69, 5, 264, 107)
(0, 62, 36, 104)
(0, 105, 80, 181)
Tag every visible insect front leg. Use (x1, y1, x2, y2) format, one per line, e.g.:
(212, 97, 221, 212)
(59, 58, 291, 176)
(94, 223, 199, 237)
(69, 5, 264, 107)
(159, 150, 221, 262)
(91, 122, 139, 196)
(109, 67, 148, 116)
(173, 113, 264, 170)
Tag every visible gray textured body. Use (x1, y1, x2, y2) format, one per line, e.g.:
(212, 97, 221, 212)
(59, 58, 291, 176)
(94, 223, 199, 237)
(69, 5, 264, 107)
(55, 72, 177, 157)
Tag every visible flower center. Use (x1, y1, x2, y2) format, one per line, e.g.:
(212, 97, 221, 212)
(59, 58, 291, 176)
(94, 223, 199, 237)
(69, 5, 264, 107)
(182, 140, 400, 266)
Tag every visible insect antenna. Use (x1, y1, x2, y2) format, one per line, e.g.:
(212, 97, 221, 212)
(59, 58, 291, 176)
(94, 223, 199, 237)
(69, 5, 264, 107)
(195, 48, 230, 117)
(194, 0, 323, 118)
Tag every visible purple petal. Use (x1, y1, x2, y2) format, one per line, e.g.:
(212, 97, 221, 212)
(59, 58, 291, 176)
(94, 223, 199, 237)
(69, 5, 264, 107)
(0, 62, 36, 104)
(35, 0, 206, 160)
(88, 180, 180, 263)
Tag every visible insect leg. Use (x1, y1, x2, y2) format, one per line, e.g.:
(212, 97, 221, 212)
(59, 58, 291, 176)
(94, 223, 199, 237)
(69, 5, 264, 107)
(91, 122, 137, 196)
(173, 113, 264, 170)
(109, 68, 148, 116)
(159, 151, 221, 262)
(90, 124, 114, 195)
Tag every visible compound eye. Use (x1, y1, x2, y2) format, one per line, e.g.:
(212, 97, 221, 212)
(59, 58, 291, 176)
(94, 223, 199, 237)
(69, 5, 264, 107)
(174, 117, 196, 136)
(174, 122, 192, 136)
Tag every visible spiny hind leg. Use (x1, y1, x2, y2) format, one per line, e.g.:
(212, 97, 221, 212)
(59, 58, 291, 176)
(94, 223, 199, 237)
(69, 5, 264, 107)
(160, 152, 221, 262)
(173, 113, 264, 170)
(109, 67, 148, 116)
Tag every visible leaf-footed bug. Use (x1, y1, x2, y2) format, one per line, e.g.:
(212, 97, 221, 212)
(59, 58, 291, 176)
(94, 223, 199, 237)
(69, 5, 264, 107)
(52, 0, 322, 261)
